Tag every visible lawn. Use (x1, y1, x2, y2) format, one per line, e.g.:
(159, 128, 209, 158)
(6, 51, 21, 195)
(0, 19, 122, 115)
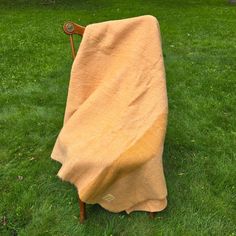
(0, 0, 236, 235)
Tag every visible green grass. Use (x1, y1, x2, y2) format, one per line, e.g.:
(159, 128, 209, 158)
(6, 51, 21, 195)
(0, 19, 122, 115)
(1, 0, 236, 235)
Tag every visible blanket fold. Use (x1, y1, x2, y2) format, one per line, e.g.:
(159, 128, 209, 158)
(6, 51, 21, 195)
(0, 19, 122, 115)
(51, 15, 168, 213)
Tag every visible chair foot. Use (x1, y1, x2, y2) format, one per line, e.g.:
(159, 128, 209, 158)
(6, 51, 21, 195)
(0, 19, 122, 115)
(79, 198, 86, 224)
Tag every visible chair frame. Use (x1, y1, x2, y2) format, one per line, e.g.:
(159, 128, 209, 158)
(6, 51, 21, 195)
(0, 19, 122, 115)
(63, 21, 86, 224)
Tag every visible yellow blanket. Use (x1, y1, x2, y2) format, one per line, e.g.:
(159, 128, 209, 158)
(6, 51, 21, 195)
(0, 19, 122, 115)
(51, 15, 168, 213)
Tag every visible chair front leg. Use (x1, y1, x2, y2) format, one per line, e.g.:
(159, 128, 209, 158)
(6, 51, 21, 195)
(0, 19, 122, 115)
(79, 198, 86, 223)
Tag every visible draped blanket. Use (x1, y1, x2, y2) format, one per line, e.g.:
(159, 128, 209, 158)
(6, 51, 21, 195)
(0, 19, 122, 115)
(51, 15, 168, 213)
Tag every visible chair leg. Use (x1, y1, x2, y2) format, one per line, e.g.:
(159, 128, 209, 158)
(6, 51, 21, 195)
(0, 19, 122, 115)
(149, 212, 155, 219)
(79, 198, 86, 223)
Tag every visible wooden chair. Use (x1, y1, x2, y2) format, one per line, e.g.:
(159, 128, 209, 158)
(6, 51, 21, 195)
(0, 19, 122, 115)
(62, 21, 155, 223)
